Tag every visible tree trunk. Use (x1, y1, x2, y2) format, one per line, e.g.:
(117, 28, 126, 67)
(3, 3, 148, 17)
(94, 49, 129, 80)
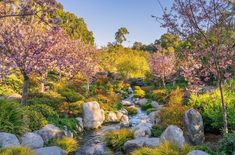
(41, 82, 45, 93)
(162, 76, 166, 88)
(218, 80, 228, 134)
(21, 74, 29, 105)
(86, 78, 90, 96)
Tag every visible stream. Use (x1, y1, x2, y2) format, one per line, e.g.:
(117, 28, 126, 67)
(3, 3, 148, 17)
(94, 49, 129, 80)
(76, 108, 149, 155)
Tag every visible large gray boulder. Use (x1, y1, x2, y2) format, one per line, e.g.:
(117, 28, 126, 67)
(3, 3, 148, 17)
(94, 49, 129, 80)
(34, 146, 66, 155)
(160, 125, 185, 148)
(187, 150, 209, 155)
(124, 137, 160, 154)
(184, 108, 205, 145)
(133, 123, 152, 138)
(82, 101, 105, 129)
(36, 124, 63, 142)
(0, 132, 20, 147)
(21, 132, 44, 149)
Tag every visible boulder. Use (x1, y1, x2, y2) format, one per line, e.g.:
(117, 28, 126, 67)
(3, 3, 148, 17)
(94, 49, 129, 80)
(160, 125, 185, 148)
(184, 108, 205, 145)
(0, 132, 20, 147)
(120, 115, 129, 127)
(34, 146, 66, 155)
(118, 108, 128, 115)
(187, 150, 209, 155)
(133, 123, 152, 138)
(136, 98, 147, 106)
(124, 137, 160, 154)
(76, 117, 84, 132)
(79, 143, 105, 155)
(121, 100, 133, 106)
(149, 111, 161, 125)
(7, 93, 22, 101)
(116, 111, 124, 121)
(82, 101, 105, 129)
(21, 132, 44, 149)
(107, 111, 118, 122)
(36, 124, 63, 142)
(150, 101, 159, 109)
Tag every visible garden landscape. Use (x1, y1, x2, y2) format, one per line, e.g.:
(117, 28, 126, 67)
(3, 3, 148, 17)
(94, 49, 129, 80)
(0, 0, 234, 155)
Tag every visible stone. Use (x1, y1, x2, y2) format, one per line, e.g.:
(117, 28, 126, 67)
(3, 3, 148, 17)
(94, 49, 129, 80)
(36, 124, 63, 142)
(82, 101, 105, 129)
(34, 146, 66, 155)
(121, 100, 133, 106)
(184, 108, 205, 145)
(76, 117, 84, 132)
(7, 93, 22, 101)
(133, 123, 152, 138)
(119, 108, 128, 115)
(149, 111, 161, 125)
(107, 111, 118, 122)
(160, 125, 185, 148)
(187, 150, 209, 155)
(0, 132, 20, 147)
(21, 132, 44, 149)
(136, 98, 147, 106)
(120, 115, 129, 127)
(150, 101, 160, 109)
(79, 143, 105, 155)
(116, 111, 124, 121)
(124, 137, 160, 154)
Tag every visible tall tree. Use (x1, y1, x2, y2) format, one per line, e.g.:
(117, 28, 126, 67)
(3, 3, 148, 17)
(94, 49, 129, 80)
(53, 9, 94, 45)
(149, 53, 176, 87)
(0, 22, 65, 105)
(115, 27, 129, 45)
(161, 0, 235, 133)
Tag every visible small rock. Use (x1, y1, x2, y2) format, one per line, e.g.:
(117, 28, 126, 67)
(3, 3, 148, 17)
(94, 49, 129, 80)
(149, 111, 161, 125)
(120, 115, 129, 127)
(116, 111, 124, 121)
(150, 101, 159, 109)
(124, 137, 160, 154)
(133, 123, 152, 138)
(80, 143, 105, 155)
(187, 150, 209, 155)
(160, 125, 185, 148)
(184, 108, 205, 145)
(119, 108, 128, 115)
(121, 100, 133, 106)
(21, 132, 44, 149)
(136, 98, 147, 106)
(107, 111, 118, 122)
(82, 101, 105, 129)
(7, 93, 22, 101)
(36, 124, 63, 142)
(34, 146, 66, 155)
(0, 132, 20, 147)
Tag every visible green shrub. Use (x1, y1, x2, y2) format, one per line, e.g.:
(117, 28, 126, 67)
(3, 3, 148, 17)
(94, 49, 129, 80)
(0, 99, 29, 135)
(169, 87, 184, 105)
(2, 74, 23, 94)
(28, 104, 59, 118)
(190, 88, 235, 133)
(193, 144, 214, 155)
(0, 85, 16, 96)
(0, 146, 36, 155)
(59, 88, 84, 102)
(218, 131, 235, 155)
(141, 103, 153, 111)
(58, 101, 84, 117)
(49, 117, 80, 137)
(51, 137, 78, 154)
(159, 103, 190, 128)
(151, 125, 166, 137)
(125, 106, 138, 115)
(105, 129, 133, 151)
(26, 110, 48, 131)
(28, 92, 65, 109)
(134, 86, 145, 98)
(131, 141, 193, 155)
(131, 147, 156, 155)
(146, 108, 156, 114)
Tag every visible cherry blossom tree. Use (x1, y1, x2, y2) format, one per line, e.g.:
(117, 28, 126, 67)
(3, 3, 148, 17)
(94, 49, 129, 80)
(0, 22, 64, 105)
(160, 0, 235, 133)
(149, 53, 176, 88)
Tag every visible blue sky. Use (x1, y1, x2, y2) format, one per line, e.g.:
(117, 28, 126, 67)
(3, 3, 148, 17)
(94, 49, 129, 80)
(57, 0, 173, 47)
